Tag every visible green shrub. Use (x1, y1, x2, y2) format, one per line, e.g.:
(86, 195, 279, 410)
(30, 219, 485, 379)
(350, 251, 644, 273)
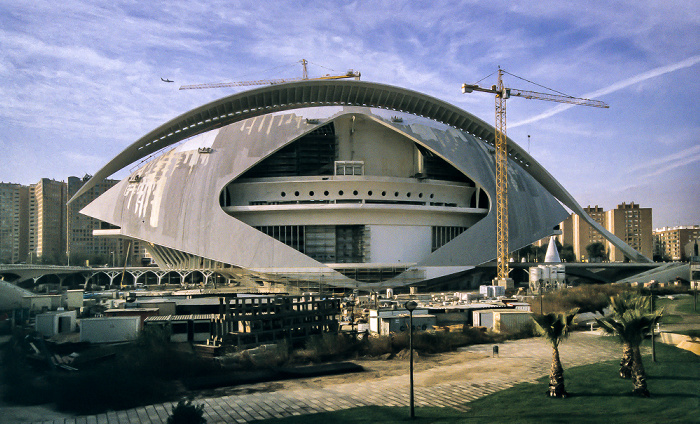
(364, 335, 393, 357)
(298, 333, 364, 362)
(535, 284, 631, 314)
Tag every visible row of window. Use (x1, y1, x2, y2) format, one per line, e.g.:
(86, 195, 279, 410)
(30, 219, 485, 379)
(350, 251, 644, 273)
(254, 224, 469, 263)
(280, 190, 436, 199)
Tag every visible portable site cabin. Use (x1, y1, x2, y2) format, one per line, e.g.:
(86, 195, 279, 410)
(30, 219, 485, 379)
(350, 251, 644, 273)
(473, 309, 532, 333)
(35, 310, 77, 337)
(80, 316, 140, 343)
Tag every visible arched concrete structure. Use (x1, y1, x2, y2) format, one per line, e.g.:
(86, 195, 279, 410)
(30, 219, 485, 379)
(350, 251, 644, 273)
(71, 80, 650, 265)
(72, 80, 650, 291)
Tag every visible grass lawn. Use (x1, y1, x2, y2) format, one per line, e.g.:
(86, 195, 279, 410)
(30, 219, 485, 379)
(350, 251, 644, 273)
(254, 342, 699, 424)
(674, 297, 700, 315)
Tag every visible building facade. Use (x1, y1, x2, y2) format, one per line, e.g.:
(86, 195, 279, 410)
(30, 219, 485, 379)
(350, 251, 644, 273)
(572, 206, 607, 261)
(0, 183, 28, 264)
(67, 175, 152, 267)
(605, 202, 653, 262)
(654, 225, 700, 261)
(29, 178, 67, 264)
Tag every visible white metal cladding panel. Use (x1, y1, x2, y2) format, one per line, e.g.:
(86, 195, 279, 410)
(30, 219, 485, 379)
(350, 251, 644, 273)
(494, 311, 533, 333)
(368, 225, 431, 264)
(80, 317, 140, 343)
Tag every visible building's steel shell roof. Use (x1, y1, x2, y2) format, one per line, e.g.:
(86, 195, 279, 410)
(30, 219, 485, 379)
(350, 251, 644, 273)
(75, 80, 650, 289)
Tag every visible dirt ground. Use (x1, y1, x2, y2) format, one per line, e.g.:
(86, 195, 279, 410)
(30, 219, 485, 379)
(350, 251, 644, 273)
(192, 348, 494, 399)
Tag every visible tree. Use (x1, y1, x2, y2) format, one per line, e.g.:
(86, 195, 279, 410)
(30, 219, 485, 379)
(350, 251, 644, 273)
(532, 309, 579, 398)
(606, 293, 650, 379)
(560, 243, 576, 263)
(597, 295, 663, 397)
(585, 242, 608, 262)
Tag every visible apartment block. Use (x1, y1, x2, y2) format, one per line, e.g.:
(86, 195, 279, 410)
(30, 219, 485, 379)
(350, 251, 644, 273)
(0, 183, 29, 263)
(538, 202, 654, 263)
(605, 202, 653, 262)
(29, 178, 67, 263)
(67, 175, 120, 265)
(67, 175, 153, 266)
(654, 225, 700, 261)
(572, 205, 607, 261)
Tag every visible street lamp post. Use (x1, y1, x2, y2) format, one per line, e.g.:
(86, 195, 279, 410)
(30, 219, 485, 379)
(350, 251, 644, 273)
(650, 287, 656, 362)
(405, 300, 418, 419)
(539, 279, 544, 314)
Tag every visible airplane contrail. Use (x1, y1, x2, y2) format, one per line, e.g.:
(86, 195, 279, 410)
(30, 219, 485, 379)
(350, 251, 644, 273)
(510, 54, 700, 128)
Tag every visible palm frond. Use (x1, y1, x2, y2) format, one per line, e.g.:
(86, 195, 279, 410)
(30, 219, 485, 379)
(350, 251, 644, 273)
(532, 309, 579, 347)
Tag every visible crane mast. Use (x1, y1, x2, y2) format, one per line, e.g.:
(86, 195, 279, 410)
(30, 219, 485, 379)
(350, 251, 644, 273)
(494, 69, 509, 285)
(462, 69, 608, 288)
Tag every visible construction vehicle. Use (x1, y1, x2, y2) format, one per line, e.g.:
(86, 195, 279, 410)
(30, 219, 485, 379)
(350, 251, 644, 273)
(462, 68, 608, 288)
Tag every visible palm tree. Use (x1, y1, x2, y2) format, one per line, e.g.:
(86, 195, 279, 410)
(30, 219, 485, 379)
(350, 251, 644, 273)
(532, 309, 579, 398)
(598, 303, 662, 397)
(607, 293, 651, 379)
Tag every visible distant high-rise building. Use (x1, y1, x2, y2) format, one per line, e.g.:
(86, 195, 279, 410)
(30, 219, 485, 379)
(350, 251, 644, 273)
(654, 225, 700, 261)
(67, 175, 121, 265)
(67, 175, 152, 267)
(605, 202, 653, 262)
(572, 205, 607, 261)
(541, 202, 653, 262)
(0, 183, 28, 263)
(28, 178, 67, 263)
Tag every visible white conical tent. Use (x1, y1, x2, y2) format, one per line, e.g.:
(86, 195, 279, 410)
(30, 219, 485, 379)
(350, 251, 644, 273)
(544, 236, 561, 263)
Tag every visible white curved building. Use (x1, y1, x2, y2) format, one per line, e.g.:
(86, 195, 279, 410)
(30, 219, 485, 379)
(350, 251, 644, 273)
(73, 80, 650, 291)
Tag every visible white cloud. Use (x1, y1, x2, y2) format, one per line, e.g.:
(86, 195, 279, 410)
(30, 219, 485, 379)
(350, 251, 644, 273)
(627, 145, 700, 177)
(510, 55, 700, 128)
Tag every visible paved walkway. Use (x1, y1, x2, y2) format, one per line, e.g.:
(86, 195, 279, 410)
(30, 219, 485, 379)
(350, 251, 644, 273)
(12, 332, 636, 424)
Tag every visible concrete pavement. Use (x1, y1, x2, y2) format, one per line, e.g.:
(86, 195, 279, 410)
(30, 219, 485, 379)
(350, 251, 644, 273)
(14, 332, 636, 424)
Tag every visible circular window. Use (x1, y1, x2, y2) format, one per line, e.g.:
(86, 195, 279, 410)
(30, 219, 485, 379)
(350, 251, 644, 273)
(382, 191, 386, 196)
(353, 190, 358, 196)
(419, 193, 423, 198)
(407, 192, 411, 197)
(368, 190, 373, 196)
(324, 190, 329, 196)
(339, 190, 344, 195)
(430, 194, 434, 199)
(281, 192, 286, 197)
(294, 191, 300, 196)
(394, 191, 399, 197)
(309, 191, 314, 196)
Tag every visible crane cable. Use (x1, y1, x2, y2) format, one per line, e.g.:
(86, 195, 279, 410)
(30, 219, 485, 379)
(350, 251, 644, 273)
(501, 69, 575, 98)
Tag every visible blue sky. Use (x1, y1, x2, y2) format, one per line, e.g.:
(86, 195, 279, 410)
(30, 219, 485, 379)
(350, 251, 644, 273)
(1, 0, 698, 228)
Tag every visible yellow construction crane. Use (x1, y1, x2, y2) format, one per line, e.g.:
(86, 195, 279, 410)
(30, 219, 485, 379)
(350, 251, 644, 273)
(179, 59, 360, 90)
(462, 68, 608, 288)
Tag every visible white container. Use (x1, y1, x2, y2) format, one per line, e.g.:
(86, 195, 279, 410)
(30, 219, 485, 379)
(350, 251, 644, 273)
(493, 310, 532, 333)
(35, 310, 77, 337)
(65, 290, 84, 310)
(80, 316, 140, 343)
